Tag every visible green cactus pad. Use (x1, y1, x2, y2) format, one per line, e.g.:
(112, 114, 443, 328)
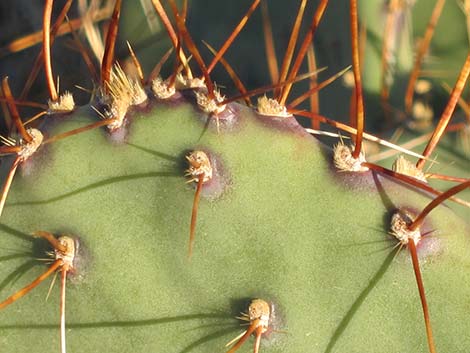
(0, 97, 469, 353)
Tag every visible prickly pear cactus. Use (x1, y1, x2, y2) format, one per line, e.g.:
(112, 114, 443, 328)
(0, 1, 469, 353)
(0, 94, 468, 353)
